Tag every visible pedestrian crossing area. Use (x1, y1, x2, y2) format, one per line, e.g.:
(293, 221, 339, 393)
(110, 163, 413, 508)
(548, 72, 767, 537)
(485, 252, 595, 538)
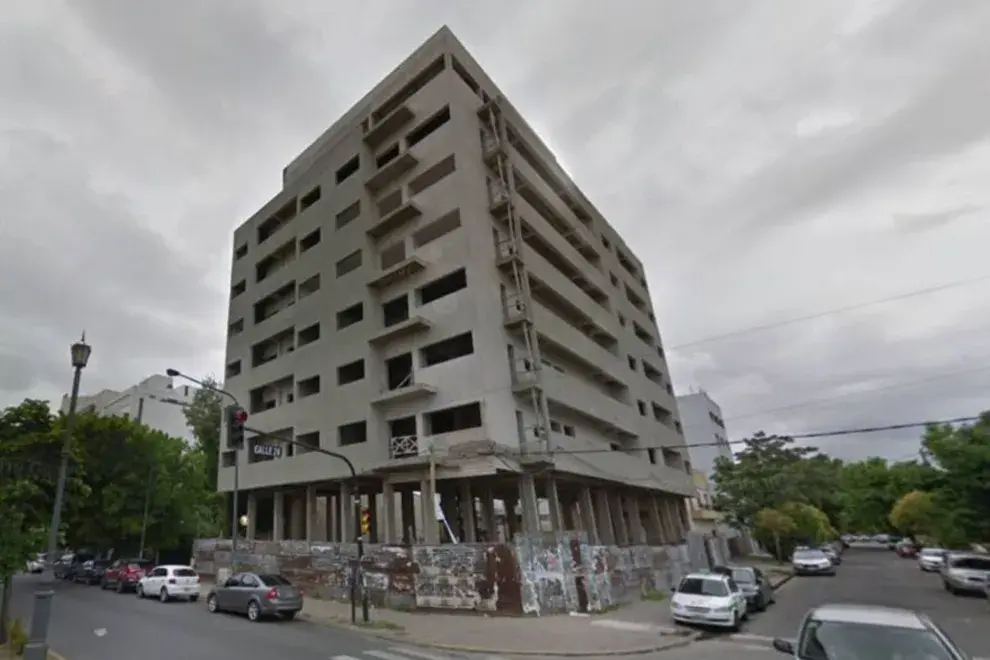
(330, 646, 510, 660)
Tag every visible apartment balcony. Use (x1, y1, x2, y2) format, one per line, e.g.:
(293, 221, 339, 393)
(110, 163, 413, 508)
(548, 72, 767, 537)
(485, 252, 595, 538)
(370, 382, 437, 407)
(365, 150, 418, 194)
(363, 104, 415, 150)
(367, 200, 422, 241)
(367, 255, 427, 290)
(529, 303, 626, 387)
(388, 434, 421, 460)
(539, 369, 639, 438)
(368, 315, 432, 347)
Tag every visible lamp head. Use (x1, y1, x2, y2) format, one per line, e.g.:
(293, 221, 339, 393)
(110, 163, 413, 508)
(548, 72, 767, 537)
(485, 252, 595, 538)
(165, 368, 180, 377)
(70, 332, 92, 369)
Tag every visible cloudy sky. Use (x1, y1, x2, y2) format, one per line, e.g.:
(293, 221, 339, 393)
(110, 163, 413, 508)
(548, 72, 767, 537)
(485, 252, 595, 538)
(2, 0, 988, 461)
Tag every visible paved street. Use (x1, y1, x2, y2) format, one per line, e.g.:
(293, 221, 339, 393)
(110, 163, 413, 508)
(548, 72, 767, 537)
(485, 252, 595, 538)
(7, 574, 494, 660)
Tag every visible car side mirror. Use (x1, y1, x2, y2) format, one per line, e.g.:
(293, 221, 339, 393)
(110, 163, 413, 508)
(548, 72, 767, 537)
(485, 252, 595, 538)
(772, 639, 795, 655)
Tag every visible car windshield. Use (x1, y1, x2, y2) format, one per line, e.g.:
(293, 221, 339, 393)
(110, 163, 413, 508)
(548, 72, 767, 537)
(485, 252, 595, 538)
(920, 549, 944, 557)
(173, 568, 197, 577)
(258, 574, 292, 586)
(731, 569, 754, 583)
(677, 578, 728, 597)
(795, 550, 826, 560)
(798, 620, 954, 660)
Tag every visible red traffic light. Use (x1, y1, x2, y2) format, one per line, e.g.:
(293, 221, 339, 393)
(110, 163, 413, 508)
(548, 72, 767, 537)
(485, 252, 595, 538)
(233, 409, 248, 425)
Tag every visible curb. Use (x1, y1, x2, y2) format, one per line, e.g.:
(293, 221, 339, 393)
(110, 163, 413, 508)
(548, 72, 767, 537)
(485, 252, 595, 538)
(298, 613, 702, 657)
(771, 573, 794, 591)
(50, 651, 68, 660)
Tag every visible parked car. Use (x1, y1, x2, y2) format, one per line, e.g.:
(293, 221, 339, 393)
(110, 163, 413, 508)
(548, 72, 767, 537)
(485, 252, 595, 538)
(940, 553, 990, 595)
(55, 552, 94, 581)
(896, 540, 920, 558)
(669, 572, 748, 631)
(207, 572, 304, 622)
(771, 604, 966, 660)
(820, 545, 841, 565)
(712, 565, 776, 611)
(791, 548, 836, 576)
(101, 558, 153, 593)
(918, 548, 948, 572)
(25, 553, 45, 574)
(136, 565, 200, 602)
(887, 536, 902, 550)
(51, 553, 75, 580)
(75, 559, 111, 585)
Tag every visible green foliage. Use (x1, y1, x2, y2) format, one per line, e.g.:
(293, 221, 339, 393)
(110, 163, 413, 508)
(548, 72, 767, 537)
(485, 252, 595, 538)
(889, 491, 936, 538)
(182, 377, 223, 492)
(6, 617, 27, 654)
(754, 507, 795, 559)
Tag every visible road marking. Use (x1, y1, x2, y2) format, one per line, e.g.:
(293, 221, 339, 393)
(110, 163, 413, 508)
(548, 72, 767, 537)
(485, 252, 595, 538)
(386, 648, 457, 660)
(729, 633, 775, 644)
(366, 651, 424, 660)
(589, 619, 663, 633)
(330, 655, 362, 660)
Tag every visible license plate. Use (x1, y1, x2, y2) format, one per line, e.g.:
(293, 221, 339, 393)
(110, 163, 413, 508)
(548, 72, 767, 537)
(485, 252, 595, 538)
(687, 606, 708, 612)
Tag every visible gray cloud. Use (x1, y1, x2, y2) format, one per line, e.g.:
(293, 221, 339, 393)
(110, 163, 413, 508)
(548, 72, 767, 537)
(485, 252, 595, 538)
(2, 0, 988, 463)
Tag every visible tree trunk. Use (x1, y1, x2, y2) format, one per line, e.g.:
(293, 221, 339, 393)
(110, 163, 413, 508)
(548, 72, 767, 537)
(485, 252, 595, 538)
(0, 574, 12, 645)
(774, 534, 782, 562)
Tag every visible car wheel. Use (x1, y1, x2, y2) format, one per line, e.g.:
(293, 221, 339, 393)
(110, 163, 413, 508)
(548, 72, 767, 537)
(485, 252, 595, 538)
(729, 611, 741, 632)
(189, 595, 199, 603)
(100, 579, 107, 590)
(207, 594, 219, 613)
(159, 587, 169, 603)
(116, 581, 124, 594)
(247, 600, 261, 622)
(136, 584, 144, 598)
(944, 581, 956, 594)
(758, 596, 767, 612)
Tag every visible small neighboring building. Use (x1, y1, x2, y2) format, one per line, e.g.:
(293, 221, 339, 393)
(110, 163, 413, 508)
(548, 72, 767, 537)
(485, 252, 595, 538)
(62, 374, 198, 444)
(676, 389, 731, 477)
(690, 470, 721, 534)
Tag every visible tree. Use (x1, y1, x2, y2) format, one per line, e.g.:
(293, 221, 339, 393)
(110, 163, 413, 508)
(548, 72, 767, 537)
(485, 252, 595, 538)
(780, 501, 836, 544)
(889, 491, 936, 540)
(711, 432, 831, 529)
(754, 508, 795, 560)
(181, 377, 223, 492)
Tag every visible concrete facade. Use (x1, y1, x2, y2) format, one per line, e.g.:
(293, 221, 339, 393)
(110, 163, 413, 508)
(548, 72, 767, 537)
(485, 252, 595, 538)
(218, 26, 694, 548)
(63, 374, 198, 443)
(675, 390, 731, 477)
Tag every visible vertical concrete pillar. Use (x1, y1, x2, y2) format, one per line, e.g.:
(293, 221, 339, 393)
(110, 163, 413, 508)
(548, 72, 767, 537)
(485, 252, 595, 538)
(305, 485, 317, 543)
(545, 476, 564, 532)
(593, 489, 615, 545)
(339, 481, 354, 542)
(272, 491, 285, 542)
(401, 488, 416, 543)
(518, 473, 540, 534)
(505, 494, 519, 539)
(290, 492, 305, 539)
(458, 481, 477, 542)
(678, 498, 693, 533)
(645, 496, 664, 545)
(562, 497, 577, 531)
(419, 478, 439, 544)
(246, 493, 258, 541)
(627, 495, 645, 545)
(324, 495, 335, 542)
(609, 492, 629, 546)
(479, 484, 497, 541)
(439, 488, 459, 542)
(578, 487, 599, 543)
(382, 481, 396, 543)
(368, 489, 379, 542)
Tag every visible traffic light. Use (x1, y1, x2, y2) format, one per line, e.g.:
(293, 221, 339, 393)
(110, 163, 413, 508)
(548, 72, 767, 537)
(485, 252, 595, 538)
(226, 405, 248, 449)
(360, 508, 371, 537)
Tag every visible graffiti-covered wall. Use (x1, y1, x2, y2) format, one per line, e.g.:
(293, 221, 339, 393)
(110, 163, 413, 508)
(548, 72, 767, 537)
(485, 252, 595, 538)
(192, 532, 706, 616)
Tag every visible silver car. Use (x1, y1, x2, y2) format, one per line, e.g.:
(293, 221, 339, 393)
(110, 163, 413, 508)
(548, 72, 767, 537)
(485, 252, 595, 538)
(941, 553, 990, 595)
(206, 572, 303, 622)
(772, 604, 966, 660)
(918, 548, 947, 572)
(714, 565, 776, 611)
(792, 549, 836, 576)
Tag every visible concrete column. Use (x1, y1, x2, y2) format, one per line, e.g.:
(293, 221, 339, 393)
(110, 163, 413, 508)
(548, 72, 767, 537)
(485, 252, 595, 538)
(324, 495, 335, 542)
(339, 481, 354, 542)
(645, 496, 664, 544)
(439, 488, 459, 542)
(479, 485, 497, 541)
(246, 493, 258, 541)
(545, 477, 564, 532)
(609, 492, 629, 545)
(305, 485, 317, 543)
(419, 478, 439, 544)
(578, 487, 599, 543)
(382, 481, 397, 543)
(458, 481, 477, 542)
(368, 490, 379, 542)
(562, 497, 577, 531)
(593, 489, 615, 545)
(505, 494, 519, 540)
(519, 473, 540, 534)
(627, 495, 645, 545)
(661, 497, 681, 542)
(290, 493, 305, 539)
(401, 488, 416, 543)
(272, 491, 285, 542)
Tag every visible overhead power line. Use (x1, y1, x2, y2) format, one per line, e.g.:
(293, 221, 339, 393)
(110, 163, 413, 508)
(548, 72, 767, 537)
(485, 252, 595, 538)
(536, 415, 981, 457)
(670, 274, 990, 351)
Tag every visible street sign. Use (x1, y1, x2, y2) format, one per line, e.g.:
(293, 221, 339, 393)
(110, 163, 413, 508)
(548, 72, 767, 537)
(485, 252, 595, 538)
(252, 443, 283, 459)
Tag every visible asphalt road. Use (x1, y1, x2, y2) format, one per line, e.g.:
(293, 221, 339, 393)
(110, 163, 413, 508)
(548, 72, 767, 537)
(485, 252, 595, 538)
(6, 574, 479, 660)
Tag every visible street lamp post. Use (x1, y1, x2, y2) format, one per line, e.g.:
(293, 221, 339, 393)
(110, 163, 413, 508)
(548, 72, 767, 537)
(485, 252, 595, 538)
(165, 369, 242, 571)
(24, 333, 92, 660)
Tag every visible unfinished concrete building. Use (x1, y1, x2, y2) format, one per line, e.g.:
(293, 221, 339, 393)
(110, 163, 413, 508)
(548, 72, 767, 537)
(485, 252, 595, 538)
(218, 26, 695, 549)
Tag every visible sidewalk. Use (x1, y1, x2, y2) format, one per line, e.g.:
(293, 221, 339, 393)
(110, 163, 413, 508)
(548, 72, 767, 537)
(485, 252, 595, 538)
(198, 581, 694, 656)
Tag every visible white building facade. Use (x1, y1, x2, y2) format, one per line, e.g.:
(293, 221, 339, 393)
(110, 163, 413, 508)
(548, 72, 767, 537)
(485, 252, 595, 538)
(675, 390, 732, 478)
(63, 374, 198, 444)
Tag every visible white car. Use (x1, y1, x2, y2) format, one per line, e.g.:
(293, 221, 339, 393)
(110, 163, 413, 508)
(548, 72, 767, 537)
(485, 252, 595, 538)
(25, 554, 45, 574)
(918, 548, 947, 572)
(136, 565, 200, 602)
(670, 572, 748, 631)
